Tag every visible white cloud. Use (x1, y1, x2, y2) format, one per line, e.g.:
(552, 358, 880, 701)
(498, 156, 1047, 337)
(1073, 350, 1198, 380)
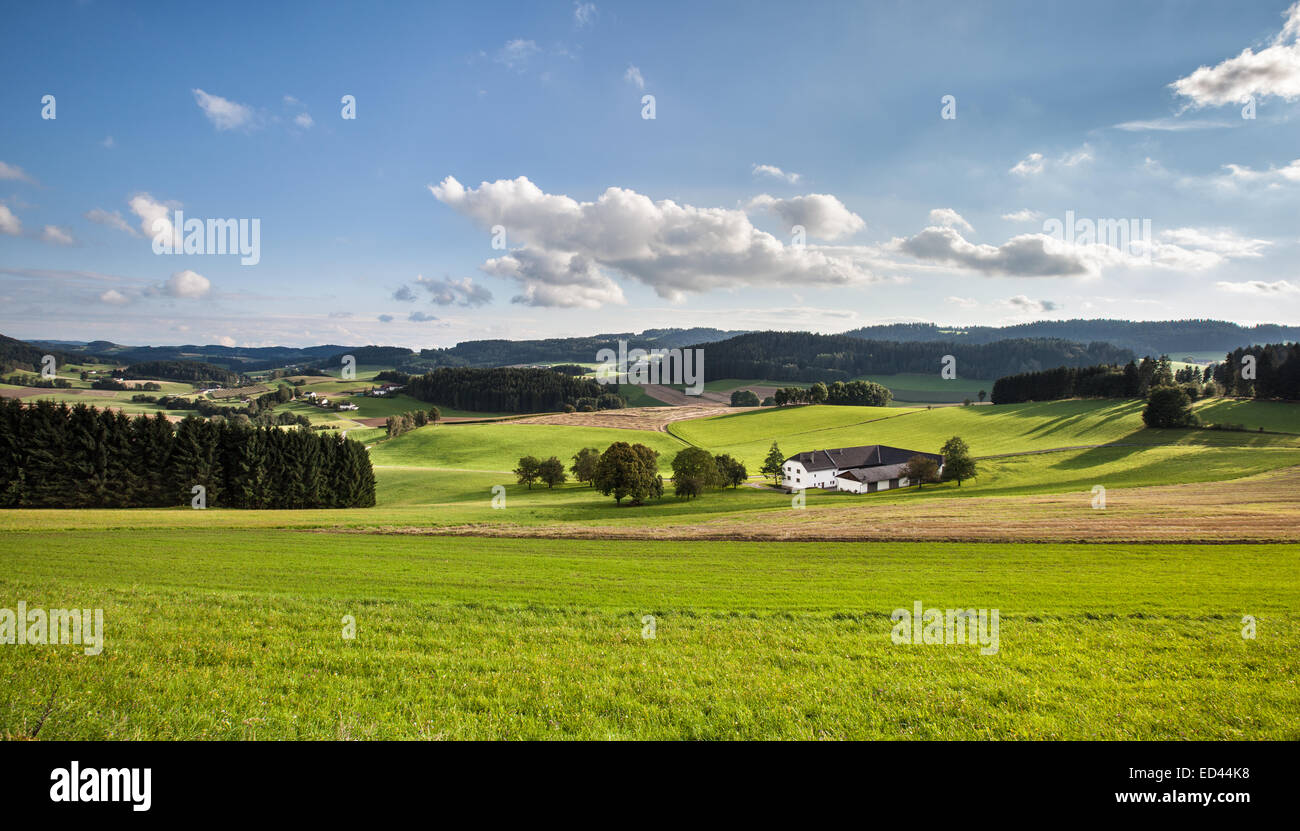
(85, 208, 140, 237)
(574, 2, 597, 28)
(1172, 3, 1300, 106)
(747, 193, 866, 239)
(1158, 227, 1271, 259)
(1009, 152, 1045, 176)
(40, 225, 75, 246)
(0, 161, 35, 183)
(1215, 279, 1299, 295)
(0, 205, 21, 236)
(1010, 146, 1091, 177)
(217, 335, 236, 347)
(101, 136, 115, 149)
(1001, 209, 1043, 222)
(413, 274, 494, 307)
(927, 208, 973, 233)
(128, 193, 180, 247)
(192, 88, 254, 131)
(99, 289, 129, 305)
(1219, 158, 1300, 188)
(946, 296, 979, 308)
(624, 65, 645, 89)
(152, 270, 211, 299)
(752, 163, 801, 184)
(1113, 117, 1233, 131)
(892, 225, 1091, 277)
(294, 112, 314, 129)
(496, 39, 540, 70)
(430, 175, 881, 306)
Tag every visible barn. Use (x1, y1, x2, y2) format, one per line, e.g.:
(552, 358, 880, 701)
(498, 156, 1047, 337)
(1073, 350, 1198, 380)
(781, 444, 944, 493)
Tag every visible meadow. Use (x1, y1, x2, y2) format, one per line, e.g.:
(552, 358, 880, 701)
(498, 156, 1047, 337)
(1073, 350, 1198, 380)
(1, 532, 1294, 740)
(2, 395, 1298, 740)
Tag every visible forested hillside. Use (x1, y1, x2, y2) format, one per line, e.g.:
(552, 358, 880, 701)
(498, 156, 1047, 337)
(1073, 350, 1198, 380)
(842, 319, 1300, 356)
(404, 367, 615, 412)
(693, 331, 1133, 383)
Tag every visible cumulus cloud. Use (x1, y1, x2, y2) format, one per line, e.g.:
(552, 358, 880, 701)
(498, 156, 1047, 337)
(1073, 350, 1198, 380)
(624, 65, 645, 89)
(927, 208, 973, 233)
(752, 163, 800, 184)
(192, 88, 254, 130)
(1215, 279, 1299, 295)
(294, 112, 314, 129)
(891, 225, 1091, 277)
(414, 274, 494, 307)
(148, 270, 211, 299)
(392, 285, 417, 302)
(430, 175, 880, 306)
(378, 314, 394, 323)
(40, 225, 75, 245)
(0, 161, 35, 183)
(496, 39, 540, 70)
(217, 335, 237, 347)
(85, 207, 140, 237)
(128, 193, 181, 247)
(99, 289, 129, 305)
(408, 311, 438, 322)
(747, 193, 866, 239)
(0, 205, 21, 236)
(946, 296, 980, 308)
(1172, 2, 1300, 106)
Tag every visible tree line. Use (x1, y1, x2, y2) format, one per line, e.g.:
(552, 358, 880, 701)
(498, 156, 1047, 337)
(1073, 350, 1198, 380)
(769, 379, 893, 407)
(404, 367, 622, 413)
(0, 399, 375, 509)
(694, 332, 1133, 384)
(117, 360, 245, 386)
(385, 407, 441, 438)
(1211, 343, 1300, 400)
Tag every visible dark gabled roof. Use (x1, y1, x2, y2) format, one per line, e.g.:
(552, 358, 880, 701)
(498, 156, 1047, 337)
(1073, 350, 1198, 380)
(786, 444, 942, 472)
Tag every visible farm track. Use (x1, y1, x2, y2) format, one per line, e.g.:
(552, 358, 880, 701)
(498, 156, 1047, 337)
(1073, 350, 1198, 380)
(325, 465, 1300, 544)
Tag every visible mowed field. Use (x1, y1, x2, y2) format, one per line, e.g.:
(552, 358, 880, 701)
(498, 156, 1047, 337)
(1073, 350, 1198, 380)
(2, 396, 1298, 739)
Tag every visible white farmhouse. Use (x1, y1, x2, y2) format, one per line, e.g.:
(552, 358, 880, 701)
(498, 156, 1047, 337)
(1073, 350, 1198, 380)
(782, 444, 944, 494)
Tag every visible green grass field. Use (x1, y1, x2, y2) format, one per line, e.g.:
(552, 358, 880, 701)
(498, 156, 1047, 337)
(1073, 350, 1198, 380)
(1, 532, 1293, 739)
(2, 395, 1298, 740)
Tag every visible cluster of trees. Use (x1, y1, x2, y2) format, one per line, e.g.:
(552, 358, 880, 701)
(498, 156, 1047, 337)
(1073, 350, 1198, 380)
(404, 367, 617, 413)
(695, 332, 1133, 384)
(0, 399, 375, 508)
(668, 447, 747, 498)
(91, 378, 161, 391)
(513, 455, 568, 489)
(730, 389, 761, 406)
(1211, 343, 1300, 400)
(116, 360, 244, 386)
(517, 444, 750, 502)
(991, 356, 1207, 404)
(3, 374, 71, 389)
(385, 407, 441, 438)
(770, 380, 893, 407)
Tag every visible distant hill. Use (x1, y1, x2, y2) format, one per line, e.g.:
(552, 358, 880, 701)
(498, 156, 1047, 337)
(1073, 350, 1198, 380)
(397, 328, 751, 371)
(840, 319, 1300, 357)
(29, 340, 354, 372)
(1, 333, 74, 373)
(693, 331, 1135, 383)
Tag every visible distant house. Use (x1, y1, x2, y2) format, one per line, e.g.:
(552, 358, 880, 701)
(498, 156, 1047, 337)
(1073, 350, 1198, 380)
(338, 403, 359, 411)
(782, 444, 944, 494)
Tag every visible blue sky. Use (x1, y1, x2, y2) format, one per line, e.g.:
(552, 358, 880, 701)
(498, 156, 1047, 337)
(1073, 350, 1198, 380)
(2, 0, 1299, 348)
